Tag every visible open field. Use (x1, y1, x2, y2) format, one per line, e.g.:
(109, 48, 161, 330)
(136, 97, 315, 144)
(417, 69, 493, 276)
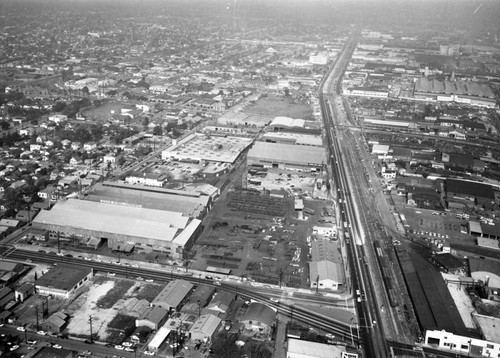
(242, 96, 313, 120)
(81, 101, 134, 122)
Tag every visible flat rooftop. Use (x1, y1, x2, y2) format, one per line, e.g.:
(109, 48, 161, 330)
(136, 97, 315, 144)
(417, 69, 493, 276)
(36, 265, 91, 291)
(247, 141, 326, 166)
(162, 133, 253, 163)
(261, 132, 323, 146)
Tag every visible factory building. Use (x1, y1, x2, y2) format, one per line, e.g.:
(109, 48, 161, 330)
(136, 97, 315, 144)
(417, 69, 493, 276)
(32, 199, 202, 260)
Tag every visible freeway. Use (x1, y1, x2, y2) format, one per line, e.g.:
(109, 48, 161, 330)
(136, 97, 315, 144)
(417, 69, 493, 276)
(319, 30, 391, 357)
(3, 248, 360, 347)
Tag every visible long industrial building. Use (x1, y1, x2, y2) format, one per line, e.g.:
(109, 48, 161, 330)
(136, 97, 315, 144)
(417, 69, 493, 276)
(85, 182, 212, 219)
(32, 199, 201, 259)
(247, 141, 327, 171)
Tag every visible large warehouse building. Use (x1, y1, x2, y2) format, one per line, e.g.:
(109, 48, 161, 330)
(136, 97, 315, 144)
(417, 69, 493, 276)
(161, 133, 253, 164)
(247, 141, 327, 171)
(85, 182, 211, 219)
(32, 199, 201, 259)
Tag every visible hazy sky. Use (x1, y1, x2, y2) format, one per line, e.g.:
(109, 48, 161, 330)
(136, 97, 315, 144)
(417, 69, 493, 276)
(1, 0, 498, 34)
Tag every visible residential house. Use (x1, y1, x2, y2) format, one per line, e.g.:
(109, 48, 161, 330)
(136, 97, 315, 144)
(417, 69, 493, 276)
(69, 156, 82, 165)
(38, 186, 58, 201)
(83, 142, 97, 151)
(61, 139, 72, 147)
(43, 312, 69, 333)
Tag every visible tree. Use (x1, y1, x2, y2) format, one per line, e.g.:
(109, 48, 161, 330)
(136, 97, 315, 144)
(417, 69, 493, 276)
(142, 117, 150, 129)
(152, 125, 162, 136)
(52, 101, 67, 112)
(0, 120, 9, 130)
(82, 86, 89, 95)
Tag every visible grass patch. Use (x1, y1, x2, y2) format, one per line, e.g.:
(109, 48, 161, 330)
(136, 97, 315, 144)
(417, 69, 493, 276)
(134, 284, 164, 302)
(95, 280, 134, 309)
(243, 96, 313, 120)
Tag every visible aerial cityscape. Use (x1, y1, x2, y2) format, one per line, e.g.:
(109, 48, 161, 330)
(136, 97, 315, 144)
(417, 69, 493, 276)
(1, 0, 500, 357)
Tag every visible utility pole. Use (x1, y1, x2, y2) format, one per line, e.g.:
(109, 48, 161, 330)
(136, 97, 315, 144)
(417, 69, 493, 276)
(35, 306, 39, 331)
(316, 275, 320, 294)
(88, 315, 93, 344)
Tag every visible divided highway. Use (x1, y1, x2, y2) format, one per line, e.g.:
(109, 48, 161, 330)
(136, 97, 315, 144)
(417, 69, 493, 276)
(319, 31, 390, 357)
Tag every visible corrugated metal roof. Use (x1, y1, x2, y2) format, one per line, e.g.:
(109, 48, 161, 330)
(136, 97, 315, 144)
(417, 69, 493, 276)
(33, 199, 187, 242)
(152, 279, 193, 309)
(309, 260, 344, 284)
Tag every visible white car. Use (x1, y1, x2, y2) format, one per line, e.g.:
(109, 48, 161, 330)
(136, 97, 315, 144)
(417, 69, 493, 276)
(144, 351, 155, 356)
(107, 272, 116, 277)
(37, 330, 47, 335)
(270, 298, 279, 303)
(52, 344, 62, 349)
(325, 333, 335, 339)
(124, 347, 135, 352)
(16, 326, 26, 332)
(10, 345, 20, 351)
(114, 345, 124, 350)
(122, 342, 133, 347)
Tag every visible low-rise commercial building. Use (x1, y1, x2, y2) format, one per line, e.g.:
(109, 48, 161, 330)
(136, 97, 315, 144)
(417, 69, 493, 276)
(136, 306, 169, 331)
(35, 265, 93, 299)
(188, 314, 221, 342)
(152, 279, 193, 311)
(425, 329, 500, 357)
